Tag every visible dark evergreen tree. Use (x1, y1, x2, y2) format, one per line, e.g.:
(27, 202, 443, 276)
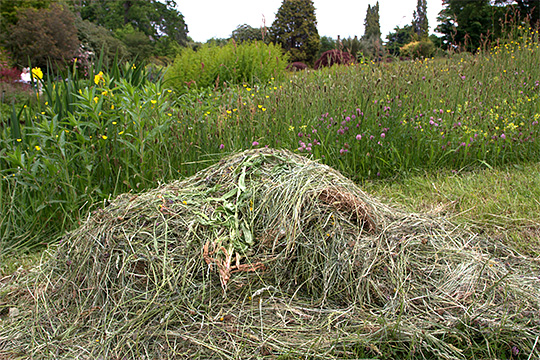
(363, 2, 381, 40)
(412, 0, 429, 39)
(270, 0, 320, 64)
(361, 2, 383, 58)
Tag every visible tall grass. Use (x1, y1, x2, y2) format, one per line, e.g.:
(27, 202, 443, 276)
(174, 26, 539, 180)
(0, 26, 539, 253)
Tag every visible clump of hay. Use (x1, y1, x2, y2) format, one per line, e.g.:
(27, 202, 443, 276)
(314, 50, 356, 69)
(1, 148, 539, 359)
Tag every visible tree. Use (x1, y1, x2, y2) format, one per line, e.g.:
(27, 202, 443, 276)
(385, 25, 413, 56)
(436, 0, 506, 51)
(318, 36, 336, 57)
(270, 0, 320, 64)
(6, 3, 79, 69)
(363, 2, 381, 40)
(494, 0, 540, 28)
(76, 0, 188, 46)
(412, 0, 429, 39)
(231, 24, 266, 43)
(361, 2, 383, 58)
(75, 18, 129, 67)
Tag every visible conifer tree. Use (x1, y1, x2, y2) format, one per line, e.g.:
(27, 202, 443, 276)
(363, 2, 381, 40)
(271, 0, 320, 64)
(412, 0, 429, 39)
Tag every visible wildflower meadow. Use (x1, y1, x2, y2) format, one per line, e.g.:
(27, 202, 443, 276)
(0, 27, 539, 254)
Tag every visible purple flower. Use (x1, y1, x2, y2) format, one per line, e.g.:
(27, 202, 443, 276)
(219, 143, 224, 149)
(337, 128, 345, 135)
(339, 148, 348, 154)
(356, 134, 362, 140)
(381, 133, 386, 138)
(533, 121, 538, 126)
(500, 133, 506, 139)
(422, 76, 426, 80)
(460, 75, 466, 80)
(252, 141, 259, 146)
(345, 116, 351, 122)
(512, 346, 519, 356)
(298, 132, 303, 137)
(369, 135, 374, 140)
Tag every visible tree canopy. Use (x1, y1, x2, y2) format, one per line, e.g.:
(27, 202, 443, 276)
(436, 0, 507, 51)
(5, 3, 79, 69)
(76, 0, 188, 46)
(231, 24, 267, 43)
(270, 0, 320, 64)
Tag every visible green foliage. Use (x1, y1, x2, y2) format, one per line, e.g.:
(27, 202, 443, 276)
(114, 24, 154, 62)
(363, 1, 381, 40)
(412, 0, 429, 40)
(386, 25, 413, 56)
(318, 35, 336, 57)
(77, 0, 188, 47)
(436, 0, 507, 51)
(400, 39, 435, 58)
(361, 1, 383, 58)
(165, 41, 288, 92)
(4, 3, 79, 69)
(271, 0, 320, 64)
(74, 18, 129, 68)
(231, 24, 267, 43)
(0, 61, 169, 252)
(0, 0, 53, 35)
(341, 36, 362, 59)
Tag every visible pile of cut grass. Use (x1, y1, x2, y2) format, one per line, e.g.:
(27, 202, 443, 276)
(1, 148, 539, 359)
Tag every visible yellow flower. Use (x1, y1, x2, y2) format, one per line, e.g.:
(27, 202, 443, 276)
(151, 100, 157, 104)
(94, 96, 99, 104)
(31, 67, 43, 80)
(112, 121, 117, 125)
(16, 138, 22, 142)
(101, 135, 107, 140)
(102, 90, 108, 96)
(94, 71, 104, 85)
(118, 131, 124, 135)
(111, 104, 115, 110)
(262, 107, 266, 112)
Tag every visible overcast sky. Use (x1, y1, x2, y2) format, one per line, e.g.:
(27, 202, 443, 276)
(178, 0, 445, 43)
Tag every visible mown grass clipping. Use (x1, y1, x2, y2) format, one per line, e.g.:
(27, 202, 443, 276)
(1, 148, 539, 359)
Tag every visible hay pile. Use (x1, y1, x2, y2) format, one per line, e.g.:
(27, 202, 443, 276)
(1, 148, 539, 359)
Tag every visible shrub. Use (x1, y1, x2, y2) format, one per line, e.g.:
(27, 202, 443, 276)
(287, 61, 308, 71)
(314, 50, 355, 69)
(400, 40, 435, 58)
(165, 40, 288, 92)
